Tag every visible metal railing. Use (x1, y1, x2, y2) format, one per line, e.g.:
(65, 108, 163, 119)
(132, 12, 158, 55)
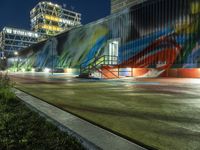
(80, 55, 119, 78)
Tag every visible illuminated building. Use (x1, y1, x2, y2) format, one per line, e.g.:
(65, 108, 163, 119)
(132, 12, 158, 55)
(30, 1, 81, 38)
(0, 27, 40, 56)
(111, 0, 148, 14)
(8, 0, 200, 78)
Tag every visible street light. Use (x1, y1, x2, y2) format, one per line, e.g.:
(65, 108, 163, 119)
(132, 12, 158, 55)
(51, 39, 54, 75)
(14, 51, 19, 72)
(0, 55, 6, 71)
(14, 51, 18, 56)
(50, 38, 54, 75)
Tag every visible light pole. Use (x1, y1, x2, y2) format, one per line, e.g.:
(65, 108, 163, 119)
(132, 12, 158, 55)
(50, 38, 55, 76)
(0, 53, 6, 70)
(14, 51, 19, 72)
(52, 39, 54, 75)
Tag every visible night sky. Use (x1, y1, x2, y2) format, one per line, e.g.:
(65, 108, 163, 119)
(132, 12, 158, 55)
(0, 0, 110, 30)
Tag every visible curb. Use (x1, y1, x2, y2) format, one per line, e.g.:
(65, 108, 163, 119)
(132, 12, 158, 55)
(13, 88, 149, 150)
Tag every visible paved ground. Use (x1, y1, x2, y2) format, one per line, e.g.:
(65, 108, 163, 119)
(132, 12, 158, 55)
(14, 88, 146, 150)
(8, 72, 200, 150)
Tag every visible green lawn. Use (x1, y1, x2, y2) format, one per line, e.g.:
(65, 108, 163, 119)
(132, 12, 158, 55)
(16, 80, 200, 150)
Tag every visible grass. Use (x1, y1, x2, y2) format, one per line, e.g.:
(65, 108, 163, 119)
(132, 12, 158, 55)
(0, 74, 85, 150)
(15, 79, 200, 150)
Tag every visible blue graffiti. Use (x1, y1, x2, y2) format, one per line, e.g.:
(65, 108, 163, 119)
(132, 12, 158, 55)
(83, 36, 107, 66)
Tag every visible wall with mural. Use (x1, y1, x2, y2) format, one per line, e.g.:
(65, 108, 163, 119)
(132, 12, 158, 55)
(13, 0, 200, 78)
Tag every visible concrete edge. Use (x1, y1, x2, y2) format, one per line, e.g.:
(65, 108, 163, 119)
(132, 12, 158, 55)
(13, 88, 100, 150)
(13, 88, 148, 150)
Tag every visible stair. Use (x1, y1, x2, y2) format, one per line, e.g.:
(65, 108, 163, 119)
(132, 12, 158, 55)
(79, 55, 119, 79)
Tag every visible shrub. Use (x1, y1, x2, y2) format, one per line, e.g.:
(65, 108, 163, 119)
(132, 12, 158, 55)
(0, 73, 15, 99)
(0, 73, 85, 150)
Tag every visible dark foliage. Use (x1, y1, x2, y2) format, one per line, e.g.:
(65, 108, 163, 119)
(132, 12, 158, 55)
(0, 73, 85, 150)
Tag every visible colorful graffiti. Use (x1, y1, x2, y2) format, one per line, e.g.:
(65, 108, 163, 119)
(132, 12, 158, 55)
(12, 0, 200, 78)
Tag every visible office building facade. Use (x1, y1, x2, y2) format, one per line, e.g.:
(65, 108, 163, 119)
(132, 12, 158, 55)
(30, 1, 81, 38)
(111, 0, 147, 13)
(0, 27, 39, 56)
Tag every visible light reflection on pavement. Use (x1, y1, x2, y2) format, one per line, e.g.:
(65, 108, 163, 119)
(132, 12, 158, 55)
(7, 72, 200, 150)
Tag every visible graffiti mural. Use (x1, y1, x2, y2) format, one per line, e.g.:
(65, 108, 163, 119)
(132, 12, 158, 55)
(14, 0, 200, 77)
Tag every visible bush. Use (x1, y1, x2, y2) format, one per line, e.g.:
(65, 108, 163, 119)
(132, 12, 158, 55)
(0, 73, 85, 150)
(0, 73, 15, 101)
